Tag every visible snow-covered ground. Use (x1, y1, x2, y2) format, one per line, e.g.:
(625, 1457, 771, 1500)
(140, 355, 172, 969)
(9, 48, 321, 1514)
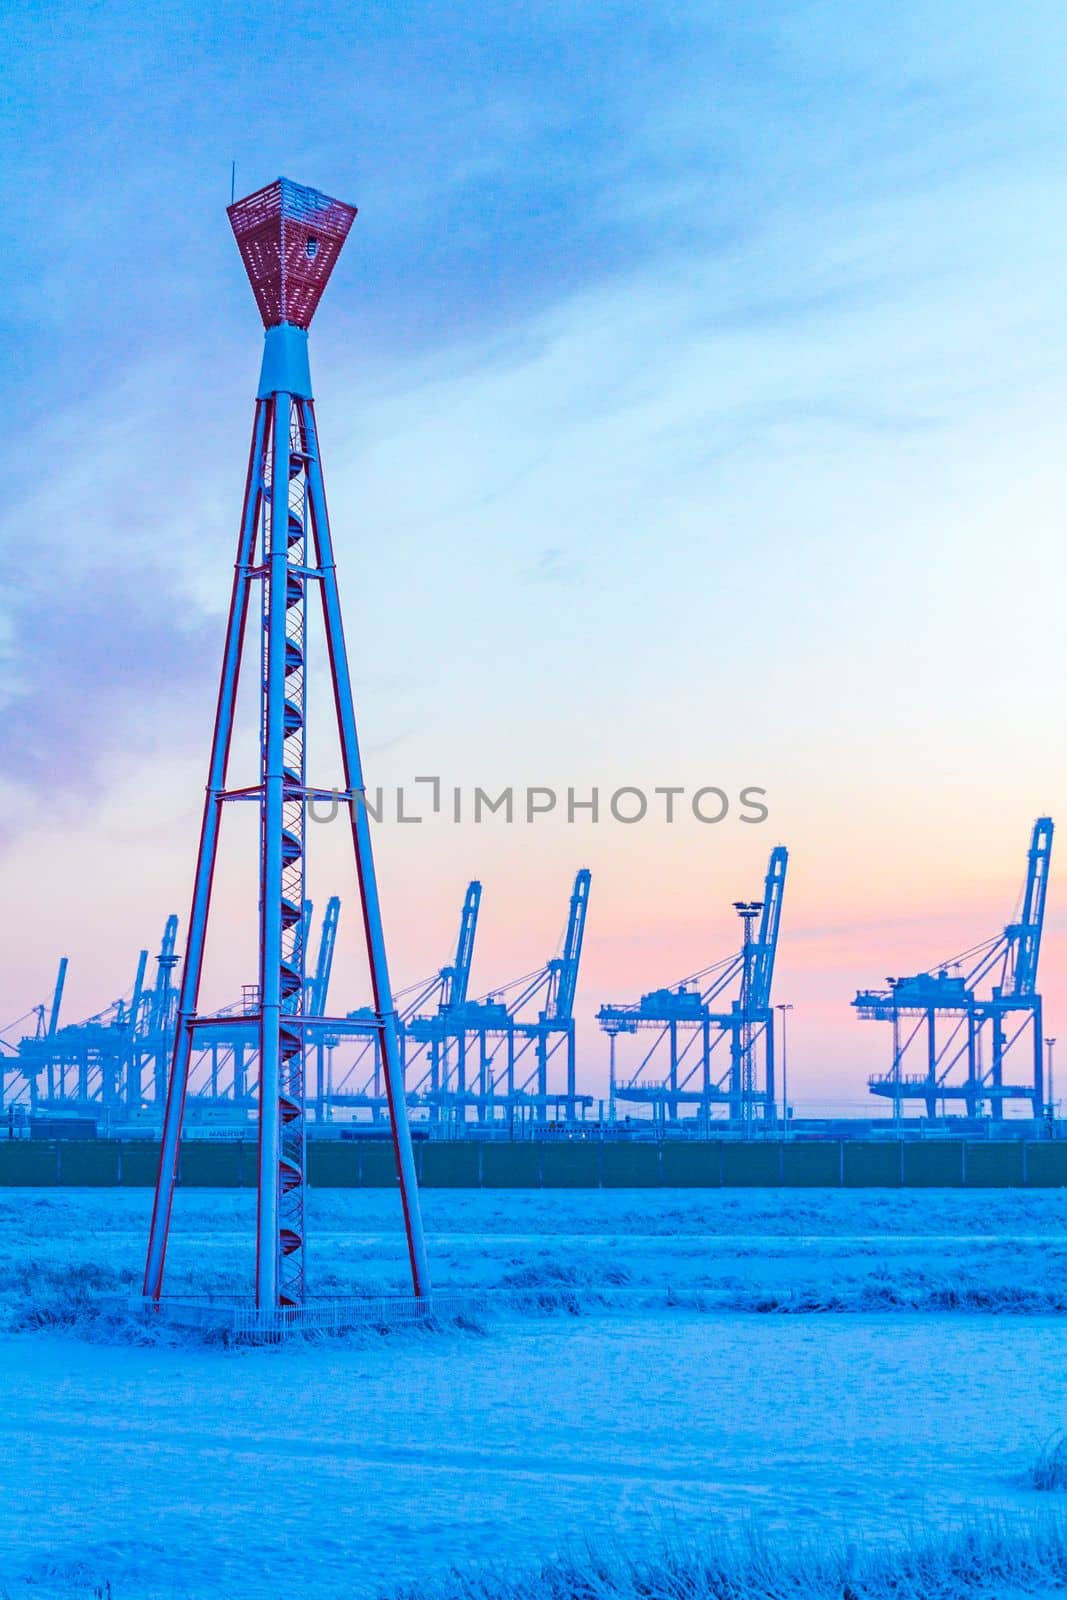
(3, 1187, 1067, 1599)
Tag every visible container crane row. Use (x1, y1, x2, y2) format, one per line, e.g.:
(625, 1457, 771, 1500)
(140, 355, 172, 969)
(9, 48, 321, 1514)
(6, 821, 1059, 1137)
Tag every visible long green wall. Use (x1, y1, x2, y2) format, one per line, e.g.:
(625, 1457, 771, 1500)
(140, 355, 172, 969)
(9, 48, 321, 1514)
(2, 1138, 1066, 1187)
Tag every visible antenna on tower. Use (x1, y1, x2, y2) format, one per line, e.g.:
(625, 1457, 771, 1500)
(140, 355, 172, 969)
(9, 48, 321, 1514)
(230, 161, 236, 204)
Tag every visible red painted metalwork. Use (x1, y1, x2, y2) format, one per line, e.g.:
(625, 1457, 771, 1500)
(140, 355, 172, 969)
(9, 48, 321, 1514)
(227, 179, 357, 330)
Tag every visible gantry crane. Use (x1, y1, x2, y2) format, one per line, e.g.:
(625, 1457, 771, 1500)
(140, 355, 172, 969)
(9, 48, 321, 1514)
(405, 882, 489, 1121)
(16, 917, 188, 1117)
(326, 872, 593, 1129)
(13, 900, 344, 1122)
(321, 882, 486, 1119)
(598, 847, 788, 1128)
(0, 959, 67, 1111)
(452, 868, 593, 1127)
(17, 944, 146, 1117)
(856, 817, 1053, 1119)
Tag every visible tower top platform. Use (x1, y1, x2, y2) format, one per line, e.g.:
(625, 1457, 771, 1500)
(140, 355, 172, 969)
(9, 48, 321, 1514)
(227, 178, 357, 330)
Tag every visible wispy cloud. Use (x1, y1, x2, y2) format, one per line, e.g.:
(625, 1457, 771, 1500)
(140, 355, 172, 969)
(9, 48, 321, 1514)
(0, 566, 215, 795)
(524, 547, 580, 586)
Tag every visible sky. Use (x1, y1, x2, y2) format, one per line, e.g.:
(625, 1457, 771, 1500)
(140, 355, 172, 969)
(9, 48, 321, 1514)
(1, 0, 1066, 1113)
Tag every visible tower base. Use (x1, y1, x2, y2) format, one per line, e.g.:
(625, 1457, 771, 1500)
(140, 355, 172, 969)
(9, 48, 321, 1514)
(134, 1291, 470, 1342)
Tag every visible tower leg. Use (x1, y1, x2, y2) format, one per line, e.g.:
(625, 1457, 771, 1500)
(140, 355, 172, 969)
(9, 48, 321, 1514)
(479, 1030, 491, 1118)
(144, 402, 267, 1301)
(701, 1020, 710, 1126)
(729, 1017, 742, 1122)
(992, 1009, 1005, 1122)
(764, 1016, 775, 1125)
(537, 1031, 548, 1123)
(609, 1033, 618, 1126)
(567, 1022, 576, 1120)
(301, 400, 430, 1296)
(965, 1010, 978, 1119)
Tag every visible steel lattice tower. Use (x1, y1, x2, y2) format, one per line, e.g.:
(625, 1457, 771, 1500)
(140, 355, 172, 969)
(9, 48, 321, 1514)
(144, 178, 430, 1309)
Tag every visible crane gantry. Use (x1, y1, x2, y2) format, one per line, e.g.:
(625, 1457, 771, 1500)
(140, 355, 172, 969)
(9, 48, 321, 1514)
(856, 817, 1053, 1119)
(598, 847, 788, 1129)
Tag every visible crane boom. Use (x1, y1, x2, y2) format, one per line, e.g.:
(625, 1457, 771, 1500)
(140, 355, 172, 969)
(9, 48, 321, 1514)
(148, 917, 179, 1034)
(443, 881, 481, 1011)
(1004, 816, 1053, 998)
(309, 896, 341, 1015)
(545, 868, 591, 1022)
(48, 957, 68, 1038)
(750, 846, 788, 1010)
